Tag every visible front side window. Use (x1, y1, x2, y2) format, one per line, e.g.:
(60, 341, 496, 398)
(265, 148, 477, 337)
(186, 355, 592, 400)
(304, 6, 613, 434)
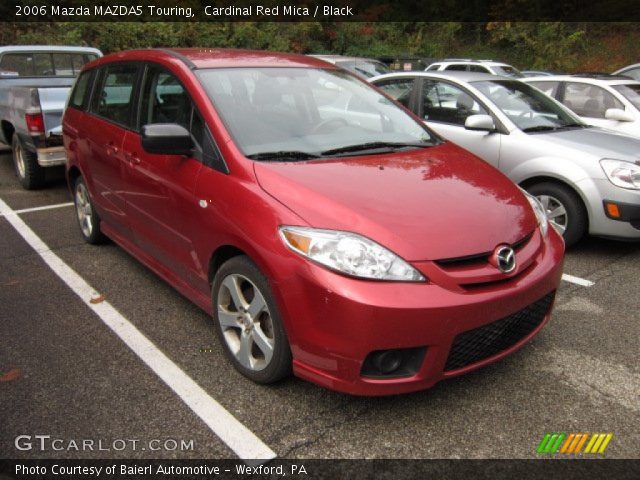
(196, 68, 436, 158)
(68, 70, 93, 110)
(422, 80, 488, 125)
(94, 64, 138, 126)
(562, 82, 623, 119)
(473, 80, 582, 132)
(0, 52, 97, 78)
(613, 83, 640, 110)
(140, 67, 191, 128)
(468, 65, 489, 73)
(375, 78, 415, 108)
(444, 64, 468, 72)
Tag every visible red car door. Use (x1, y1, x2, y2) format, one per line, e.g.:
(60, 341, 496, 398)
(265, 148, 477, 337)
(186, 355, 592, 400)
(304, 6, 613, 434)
(83, 63, 141, 240)
(121, 65, 205, 287)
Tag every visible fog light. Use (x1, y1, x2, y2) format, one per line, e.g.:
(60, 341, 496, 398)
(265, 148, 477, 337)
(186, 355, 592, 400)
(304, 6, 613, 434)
(361, 347, 427, 379)
(372, 350, 402, 374)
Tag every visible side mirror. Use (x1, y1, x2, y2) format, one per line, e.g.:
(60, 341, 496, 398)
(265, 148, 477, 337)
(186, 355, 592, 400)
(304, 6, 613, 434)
(141, 124, 193, 155)
(464, 114, 495, 132)
(605, 108, 634, 122)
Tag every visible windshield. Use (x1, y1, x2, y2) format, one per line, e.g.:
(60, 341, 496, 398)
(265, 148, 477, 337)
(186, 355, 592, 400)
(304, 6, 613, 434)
(472, 80, 583, 132)
(612, 84, 640, 110)
(196, 67, 436, 158)
(0, 52, 98, 78)
(493, 65, 524, 78)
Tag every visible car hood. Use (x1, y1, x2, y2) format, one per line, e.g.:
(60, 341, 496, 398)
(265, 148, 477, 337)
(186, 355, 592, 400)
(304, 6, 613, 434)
(254, 142, 537, 261)
(531, 127, 640, 162)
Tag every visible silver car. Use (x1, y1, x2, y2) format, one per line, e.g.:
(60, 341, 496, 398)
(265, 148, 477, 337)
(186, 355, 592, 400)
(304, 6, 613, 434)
(371, 71, 640, 245)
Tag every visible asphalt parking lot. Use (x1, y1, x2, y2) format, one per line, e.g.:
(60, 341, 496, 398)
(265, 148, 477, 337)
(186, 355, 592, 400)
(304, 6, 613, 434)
(0, 149, 638, 461)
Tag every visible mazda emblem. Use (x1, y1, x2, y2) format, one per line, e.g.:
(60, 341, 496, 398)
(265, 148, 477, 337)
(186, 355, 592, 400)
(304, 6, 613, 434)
(493, 246, 516, 274)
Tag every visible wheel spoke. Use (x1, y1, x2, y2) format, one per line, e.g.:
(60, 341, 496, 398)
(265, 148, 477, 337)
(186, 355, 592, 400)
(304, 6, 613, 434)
(248, 290, 267, 318)
(538, 195, 550, 210)
(548, 205, 566, 220)
(237, 332, 253, 369)
(251, 325, 274, 364)
(222, 275, 249, 311)
(218, 306, 240, 329)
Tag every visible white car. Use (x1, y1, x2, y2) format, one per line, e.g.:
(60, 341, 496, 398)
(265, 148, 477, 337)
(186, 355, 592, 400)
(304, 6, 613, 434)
(613, 63, 640, 81)
(426, 59, 523, 78)
(308, 55, 390, 80)
(524, 74, 640, 137)
(371, 71, 640, 245)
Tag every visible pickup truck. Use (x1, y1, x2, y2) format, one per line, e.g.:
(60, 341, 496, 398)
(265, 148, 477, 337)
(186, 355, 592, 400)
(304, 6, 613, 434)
(0, 45, 102, 189)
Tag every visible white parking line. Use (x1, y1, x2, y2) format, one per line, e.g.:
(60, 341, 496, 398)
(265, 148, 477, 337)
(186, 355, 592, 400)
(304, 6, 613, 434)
(561, 273, 595, 287)
(0, 202, 73, 216)
(0, 197, 276, 463)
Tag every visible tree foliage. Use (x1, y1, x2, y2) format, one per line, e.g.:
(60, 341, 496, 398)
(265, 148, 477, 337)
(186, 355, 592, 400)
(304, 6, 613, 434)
(0, 22, 637, 72)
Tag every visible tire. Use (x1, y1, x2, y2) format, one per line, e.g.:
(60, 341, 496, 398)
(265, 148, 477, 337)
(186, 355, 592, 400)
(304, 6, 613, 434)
(73, 176, 106, 244)
(212, 255, 292, 384)
(526, 182, 587, 247)
(12, 133, 44, 190)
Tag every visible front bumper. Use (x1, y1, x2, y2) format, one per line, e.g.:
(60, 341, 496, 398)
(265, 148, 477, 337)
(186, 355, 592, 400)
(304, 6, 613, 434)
(37, 146, 66, 167)
(580, 178, 640, 240)
(272, 228, 565, 396)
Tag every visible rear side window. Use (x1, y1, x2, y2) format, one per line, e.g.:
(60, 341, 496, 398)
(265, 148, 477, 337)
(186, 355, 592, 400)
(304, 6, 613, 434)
(0, 52, 96, 78)
(468, 65, 489, 73)
(68, 70, 94, 110)
(444, 64, 468, 72)
(528, 81, 559, 97)
(93, 64, 139, 127)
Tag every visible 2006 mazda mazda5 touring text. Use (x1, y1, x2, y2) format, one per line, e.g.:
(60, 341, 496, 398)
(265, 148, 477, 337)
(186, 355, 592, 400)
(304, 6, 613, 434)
(62, 49, 564, 395)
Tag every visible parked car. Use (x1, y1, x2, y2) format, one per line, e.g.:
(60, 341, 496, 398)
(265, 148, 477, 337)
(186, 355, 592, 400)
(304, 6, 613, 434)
(0, 45, 102, 189)
(63, 49, 564, 396)
(307, 54, 390, 79)
(524, 74, 640, 137)
(371, 71, 640, 245)
(613, 63, 640, 80)
(426, 59, 523, 78)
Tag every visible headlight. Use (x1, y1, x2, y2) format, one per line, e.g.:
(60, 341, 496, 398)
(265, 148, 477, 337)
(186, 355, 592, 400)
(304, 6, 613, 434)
(279, 226, 426, 282)
(519, 187, 549, 237)
(600, 159, 640, 190)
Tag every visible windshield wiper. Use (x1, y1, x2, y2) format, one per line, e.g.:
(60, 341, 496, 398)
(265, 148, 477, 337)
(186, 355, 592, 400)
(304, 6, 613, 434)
(522, 123, 585, 133)
(246, 151, 321, 161)
(321, 141, 432, 157)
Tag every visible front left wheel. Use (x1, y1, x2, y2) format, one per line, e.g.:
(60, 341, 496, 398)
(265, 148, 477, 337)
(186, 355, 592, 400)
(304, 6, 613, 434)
(212, 255, 292, 384)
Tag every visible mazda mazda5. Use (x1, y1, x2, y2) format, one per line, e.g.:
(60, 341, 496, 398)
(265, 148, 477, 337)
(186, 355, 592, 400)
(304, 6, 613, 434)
(63, 49, 564, 395)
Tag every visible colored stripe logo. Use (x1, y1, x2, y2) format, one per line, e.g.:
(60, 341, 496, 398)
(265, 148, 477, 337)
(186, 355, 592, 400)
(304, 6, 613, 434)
(537, 433, 613, 454)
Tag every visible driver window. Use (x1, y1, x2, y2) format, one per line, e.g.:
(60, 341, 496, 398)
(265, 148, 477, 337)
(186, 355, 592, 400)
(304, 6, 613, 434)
(375, 78, 415, 108)
(563, 83, 623, 119)
(422, 80, 488, 126)
(140, 67, 191, 128)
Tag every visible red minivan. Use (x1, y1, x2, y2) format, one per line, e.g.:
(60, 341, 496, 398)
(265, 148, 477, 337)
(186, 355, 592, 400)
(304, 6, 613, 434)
(63, 49, 564, 395)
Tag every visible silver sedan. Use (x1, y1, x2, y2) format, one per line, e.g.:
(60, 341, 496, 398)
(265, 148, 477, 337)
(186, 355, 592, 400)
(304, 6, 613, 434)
(371, 71, 640, 245)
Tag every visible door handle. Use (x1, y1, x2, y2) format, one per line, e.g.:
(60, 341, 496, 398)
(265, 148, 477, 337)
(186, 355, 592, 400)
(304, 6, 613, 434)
(105, 142, 119, 155)
(124, 151, 140, 165)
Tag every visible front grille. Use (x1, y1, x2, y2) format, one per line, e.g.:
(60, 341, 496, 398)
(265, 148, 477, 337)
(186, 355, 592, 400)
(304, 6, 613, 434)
(444, 292, 555, 371)
(435, 231, 534, 268)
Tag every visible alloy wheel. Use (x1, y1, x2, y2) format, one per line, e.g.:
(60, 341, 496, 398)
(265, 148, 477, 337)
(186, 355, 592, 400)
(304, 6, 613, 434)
(536, 194, 567, 235)
(216, 274, 275, 372)
(75, 182, 93, 238)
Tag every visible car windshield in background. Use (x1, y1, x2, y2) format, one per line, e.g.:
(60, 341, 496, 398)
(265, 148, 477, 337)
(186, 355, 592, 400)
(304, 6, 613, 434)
(0, 52, 98, 78)
(196, 67, 435, 159)
(336, 60, 390, 78)
(493, 66, 524, 78)
(612, 83, 640, 110)
(472, 80, 583, 132)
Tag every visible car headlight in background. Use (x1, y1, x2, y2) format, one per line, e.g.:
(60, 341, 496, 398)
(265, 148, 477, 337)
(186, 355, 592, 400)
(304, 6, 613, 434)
(279, 226, 426, 282)
(519, 187, 549, 237)
(600, 159, 640, 190)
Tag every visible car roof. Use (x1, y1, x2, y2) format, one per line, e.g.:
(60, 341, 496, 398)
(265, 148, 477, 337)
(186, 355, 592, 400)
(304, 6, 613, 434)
(93, 48, 335, 70)
(372, 70, 511, 83)
(0, 45, 102, 56)
(523, 75, 640, 86)
(431, 60, 513, 67)
(308, 54, 382, 64)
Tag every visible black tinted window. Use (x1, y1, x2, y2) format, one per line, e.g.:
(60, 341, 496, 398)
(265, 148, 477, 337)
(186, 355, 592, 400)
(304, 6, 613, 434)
(69, 70, 93, 110)
(375, 78, 415, 108)
(444, 64, 468, 71)
(94, 64, 138, 126)
(0, 52, 95, 77)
